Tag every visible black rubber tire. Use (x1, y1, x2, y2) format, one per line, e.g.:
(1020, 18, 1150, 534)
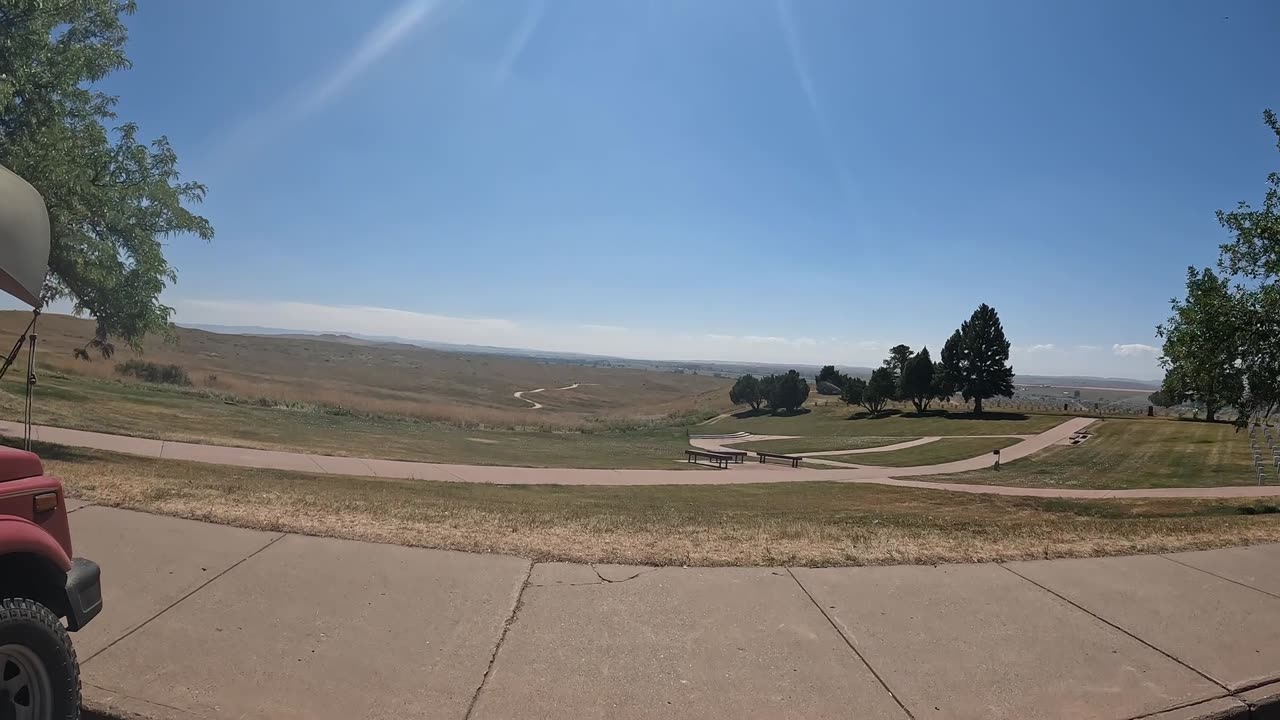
(0, 597, 81, 720)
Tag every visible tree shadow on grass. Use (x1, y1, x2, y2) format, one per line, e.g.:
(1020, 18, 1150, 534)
(899, 409, 949, 419)
(844, 408, 901, 420)
(1171, 416, 1235, 425)
(938, 411, 1031, 422)
(730, 407, 812, 419)
(0, 436, 98, 463)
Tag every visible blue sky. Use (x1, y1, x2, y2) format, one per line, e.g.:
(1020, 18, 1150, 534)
(36, 0, 1280, 378)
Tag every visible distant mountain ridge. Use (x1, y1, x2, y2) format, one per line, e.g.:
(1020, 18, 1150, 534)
(180, 323, 1160, 387)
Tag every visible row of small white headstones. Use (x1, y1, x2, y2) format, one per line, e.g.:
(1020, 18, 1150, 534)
(1249, 422, 1278, 484)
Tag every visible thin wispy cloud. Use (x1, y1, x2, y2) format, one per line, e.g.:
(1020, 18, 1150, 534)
(774, 0, 859, 215)
(1113, 343, 1158, 357)
(172, 298, 889, 365)
(494, 0, 546, 87)
(202, 0, 450, 177)
(1025, 343, 1056, 353)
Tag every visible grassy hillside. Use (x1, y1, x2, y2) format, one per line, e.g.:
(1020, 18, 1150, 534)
(0, 311, 729, 429)
(935, 418, 1259, 489)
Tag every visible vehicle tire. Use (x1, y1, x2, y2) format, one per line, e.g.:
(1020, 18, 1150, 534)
(0, 597, 80, 720)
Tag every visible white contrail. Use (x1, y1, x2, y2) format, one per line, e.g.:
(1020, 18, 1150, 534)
(200, 0, 451, 177)
(774, 0, 860, 214)
(494, 0, 547, 87)
(303, 0, 448, 112)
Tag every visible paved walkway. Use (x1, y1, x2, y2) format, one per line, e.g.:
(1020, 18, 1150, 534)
(71, 503, 1280, 720)
(5, 418, 1280, 498)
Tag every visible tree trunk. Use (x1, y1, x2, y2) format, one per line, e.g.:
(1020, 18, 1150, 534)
(1205, 404, 1216, 422)
(974, 397, 984, 414)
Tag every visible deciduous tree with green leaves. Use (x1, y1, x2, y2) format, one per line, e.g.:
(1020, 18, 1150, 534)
(941, 304, 1015, 414)
(1, 0, 213, 356)
(900, 346, 935, 413)
(1157, 268, 1245, 423)
(1215, 109, 1280, 424)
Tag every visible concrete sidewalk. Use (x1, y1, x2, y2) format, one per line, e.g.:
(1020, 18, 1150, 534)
(70, 503, 1280, 720)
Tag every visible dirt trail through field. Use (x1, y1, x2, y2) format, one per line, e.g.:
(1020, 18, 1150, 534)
(514, 382, 598, 409)
(513, 388, 546, 409)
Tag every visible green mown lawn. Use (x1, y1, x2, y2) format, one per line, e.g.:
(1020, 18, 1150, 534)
(935, 418, 1261, 488)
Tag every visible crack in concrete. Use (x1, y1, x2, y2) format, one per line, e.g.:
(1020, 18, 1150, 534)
(526, 566, 661, 589)
(463, 560, 534, 720)
(590, 564, 658, 584)
(84, 680, 212, 719)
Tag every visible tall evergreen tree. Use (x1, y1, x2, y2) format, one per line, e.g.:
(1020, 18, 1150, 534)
(945, 304, 1015, 414)
(882, 344, 913, 399)
(900, 347, 935, 413)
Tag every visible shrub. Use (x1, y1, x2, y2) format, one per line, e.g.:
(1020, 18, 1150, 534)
(115, 359, 192, 386)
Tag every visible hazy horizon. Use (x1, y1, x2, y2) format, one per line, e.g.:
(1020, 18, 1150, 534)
(12, 1, 1279, 380)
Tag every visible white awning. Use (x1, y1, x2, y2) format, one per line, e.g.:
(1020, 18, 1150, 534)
(0, 165, 51, 307)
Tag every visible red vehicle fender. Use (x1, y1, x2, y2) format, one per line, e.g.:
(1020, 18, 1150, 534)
(0, 514, 72, 572)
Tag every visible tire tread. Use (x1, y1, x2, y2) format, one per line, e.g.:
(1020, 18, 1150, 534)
(0, 596, 82, 720)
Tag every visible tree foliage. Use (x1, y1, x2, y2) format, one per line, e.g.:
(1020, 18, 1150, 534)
(816, 364, 849, 389)
(0, 0, 213, 353)
(840, 377, 867, 411)
(762, 370, 809, 412)
(930, 361, 954, 402)
(729, 374, 763, 411)
(866, 367, 896, 413)
(1147, 390, 1173, 408)
(901, 346, 935, 413)
(842, 368, 893, 415)
(1157, 268, 1245, 423)
(882, 344, 912, 399)
(941, 304, 1015, 413)
(1214, 109, 1280, 424)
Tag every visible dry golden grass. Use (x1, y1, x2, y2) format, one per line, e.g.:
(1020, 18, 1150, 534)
(38, 440, 1280, 567)
(0, 311, 730, 429)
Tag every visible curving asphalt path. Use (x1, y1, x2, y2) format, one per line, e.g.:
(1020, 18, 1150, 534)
(2, 418, 1278, 499)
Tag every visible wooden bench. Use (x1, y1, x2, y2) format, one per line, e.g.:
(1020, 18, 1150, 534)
(756, 451, 803, 468)
(716, 449, 747, 464)
(686, 449, 732, 469)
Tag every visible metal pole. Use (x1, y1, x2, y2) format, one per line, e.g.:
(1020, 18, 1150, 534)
(23, 309, 38, 451)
